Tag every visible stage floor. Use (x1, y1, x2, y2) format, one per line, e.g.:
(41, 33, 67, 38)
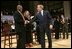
(1, 33, 71, 48)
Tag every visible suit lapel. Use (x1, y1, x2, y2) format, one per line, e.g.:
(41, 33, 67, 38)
(43, 11, 45, 17)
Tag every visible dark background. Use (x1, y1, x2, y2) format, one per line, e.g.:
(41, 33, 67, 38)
(1, 1, 63, 15)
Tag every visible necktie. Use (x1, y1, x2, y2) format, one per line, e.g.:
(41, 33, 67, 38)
(41, 11, 43, 16)
(39, 12, 43, 16)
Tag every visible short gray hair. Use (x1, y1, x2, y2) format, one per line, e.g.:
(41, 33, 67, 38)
(37, 4, 44, 9)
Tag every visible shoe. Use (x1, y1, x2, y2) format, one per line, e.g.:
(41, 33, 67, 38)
(29, 43, 33, 47)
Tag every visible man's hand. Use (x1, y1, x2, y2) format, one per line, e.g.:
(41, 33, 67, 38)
(25, 20, 30, 24)
(49, 25, 53, 29)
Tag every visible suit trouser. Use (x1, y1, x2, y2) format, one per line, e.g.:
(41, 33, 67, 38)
(17, 31, 26, 48)
(39, 25, 52, 48)
(36, 26, 41, 44)
(55, 29, 59, 39)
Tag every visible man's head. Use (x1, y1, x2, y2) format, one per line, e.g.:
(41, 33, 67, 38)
(37, 4, 44, 12)
(17, 5, 23, 12)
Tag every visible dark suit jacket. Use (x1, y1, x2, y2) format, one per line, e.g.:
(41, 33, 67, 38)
(31, 10, 53, 28)
(13, 11, 25, 34)
(54, 19, 60, 30)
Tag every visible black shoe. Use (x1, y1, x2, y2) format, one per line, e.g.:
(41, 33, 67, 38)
(63, 37, 65, 39)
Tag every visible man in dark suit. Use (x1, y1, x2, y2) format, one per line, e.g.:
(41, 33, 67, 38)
(13, 5, 26, 48)
(36, 24, 41, 44)
(54, 16, 60, 39)
(31, 4, 53, 48)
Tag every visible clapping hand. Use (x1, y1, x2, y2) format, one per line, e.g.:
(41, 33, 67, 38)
(25, 20, 30, 24)
(49, 25, 53, 29)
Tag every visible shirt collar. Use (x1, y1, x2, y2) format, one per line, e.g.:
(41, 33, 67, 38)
(41, 10, 43, 13)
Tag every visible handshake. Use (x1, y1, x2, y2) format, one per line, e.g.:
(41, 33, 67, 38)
(24, 20, 30, 24)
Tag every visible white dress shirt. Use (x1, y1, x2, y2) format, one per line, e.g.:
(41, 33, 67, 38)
(41, 10, 43, 16)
